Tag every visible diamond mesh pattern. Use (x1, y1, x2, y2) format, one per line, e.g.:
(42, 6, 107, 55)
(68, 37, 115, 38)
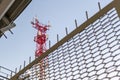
(19, 8, 120, 80)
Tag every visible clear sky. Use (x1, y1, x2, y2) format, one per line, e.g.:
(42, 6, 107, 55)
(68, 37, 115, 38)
(0, 0, 112, 72)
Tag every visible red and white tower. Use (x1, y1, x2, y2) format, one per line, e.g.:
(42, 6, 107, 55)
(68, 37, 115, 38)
(31, 18, 49, 57)
(31, 18, 50, 79)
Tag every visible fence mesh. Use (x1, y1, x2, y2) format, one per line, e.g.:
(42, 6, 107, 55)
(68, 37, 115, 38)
(18, 7, 120, 80)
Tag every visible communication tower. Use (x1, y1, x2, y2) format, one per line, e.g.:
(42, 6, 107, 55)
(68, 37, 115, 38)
(31, 18, 49, 57)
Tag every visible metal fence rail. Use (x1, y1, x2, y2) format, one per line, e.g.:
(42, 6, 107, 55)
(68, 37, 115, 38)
(10, 0, 120, 80)
(0, 66, 15, 80)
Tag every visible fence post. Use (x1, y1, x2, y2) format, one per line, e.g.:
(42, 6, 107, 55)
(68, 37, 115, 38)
(114, 0, 120, 17)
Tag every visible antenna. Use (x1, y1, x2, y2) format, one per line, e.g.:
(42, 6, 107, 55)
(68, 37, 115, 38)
(31, 18, 49, 57)
(31, 18, 49, 79)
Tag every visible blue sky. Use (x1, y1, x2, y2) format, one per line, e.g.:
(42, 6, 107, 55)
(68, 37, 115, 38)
(0, 0, 112, 72)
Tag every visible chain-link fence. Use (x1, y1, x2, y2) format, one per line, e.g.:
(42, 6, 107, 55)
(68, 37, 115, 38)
(10, 0, 120, 80)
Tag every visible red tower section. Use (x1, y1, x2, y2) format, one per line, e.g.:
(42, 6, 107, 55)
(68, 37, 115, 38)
(31, 18, 49, 57)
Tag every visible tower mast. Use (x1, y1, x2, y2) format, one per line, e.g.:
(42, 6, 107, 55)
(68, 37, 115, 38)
(31, 18, 49, 57)
(31, 18, 49, 79)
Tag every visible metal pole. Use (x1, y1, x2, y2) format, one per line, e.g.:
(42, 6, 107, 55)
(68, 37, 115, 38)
(114, 0, 120, 17)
